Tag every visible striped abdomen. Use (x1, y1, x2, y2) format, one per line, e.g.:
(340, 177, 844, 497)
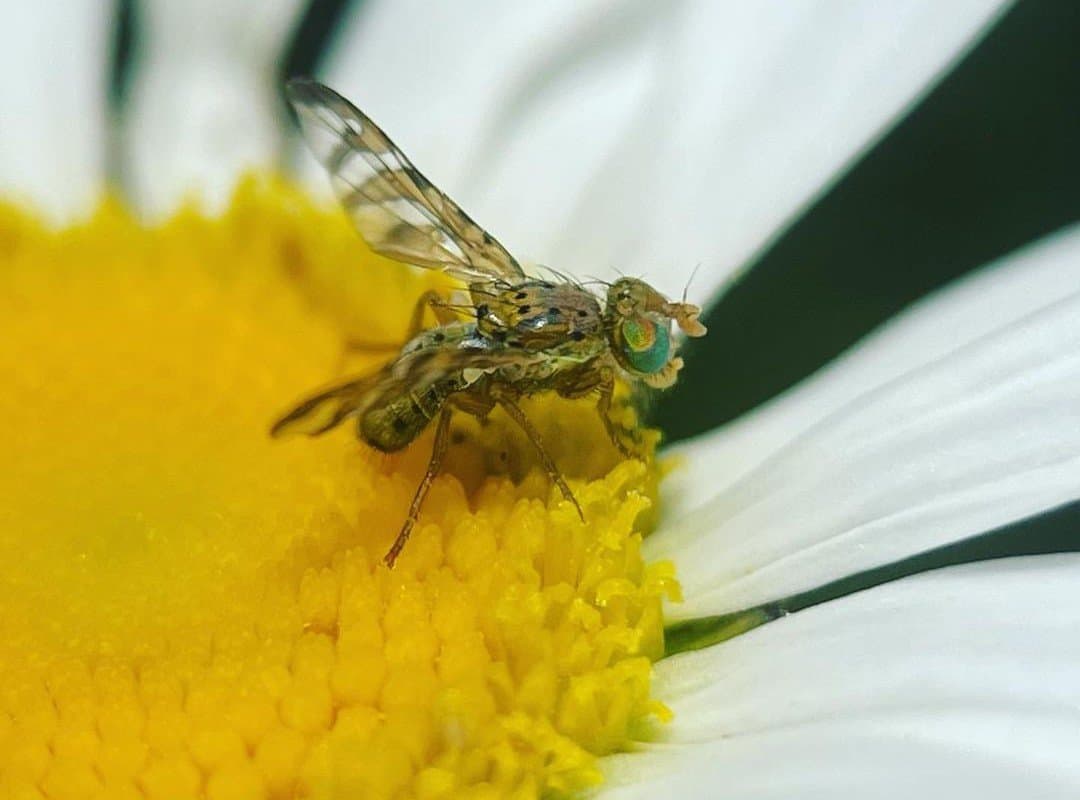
(358, 375, 461, 452)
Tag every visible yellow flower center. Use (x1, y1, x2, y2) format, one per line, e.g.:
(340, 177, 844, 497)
(0, 180, 679, 800)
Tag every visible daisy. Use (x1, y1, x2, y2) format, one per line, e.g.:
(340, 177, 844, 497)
(4, 1, 1079, 798)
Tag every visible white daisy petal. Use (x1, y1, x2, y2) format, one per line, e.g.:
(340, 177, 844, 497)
(652, 223, 1080, 618)
(603, 556, 1080, 799)
(666, 222, 1080, 511)
(0, 2, 109, 220)
(123, 0, 306, 216)
(323, 0, 1008, 300)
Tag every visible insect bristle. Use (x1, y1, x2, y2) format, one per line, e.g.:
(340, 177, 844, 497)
(581, 276, 613, 288)
(682, 262, 703, 304)
(432, 302, 476, 316)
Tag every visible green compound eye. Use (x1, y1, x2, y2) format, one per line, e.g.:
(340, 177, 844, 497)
(620, 316, 671, 374)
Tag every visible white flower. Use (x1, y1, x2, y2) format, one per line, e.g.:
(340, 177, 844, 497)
(5, 1, 1078, 797)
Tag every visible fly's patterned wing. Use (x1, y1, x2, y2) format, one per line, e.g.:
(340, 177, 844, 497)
(270, 372, 388, 438)
(287, 78, 525, 285)
(391, 338, 549, 386)
(271, 332, 550, 440)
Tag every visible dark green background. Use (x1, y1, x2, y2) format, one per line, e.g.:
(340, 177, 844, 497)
(661, 1, 1080, 438)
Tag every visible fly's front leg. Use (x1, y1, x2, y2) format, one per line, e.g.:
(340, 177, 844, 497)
(495, 393, 584, 520)
(556, 365, 639, 458)
(384, 407, 453, 568)
(596, 372, 643, 459)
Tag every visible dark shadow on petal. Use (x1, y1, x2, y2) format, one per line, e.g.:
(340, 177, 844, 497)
(108, 0, 135, 110)
(665, 498, 1080, 657)
(658, 1, 1080, 441)
(280, 0, 358, 85)
(106, 0, 136, 186)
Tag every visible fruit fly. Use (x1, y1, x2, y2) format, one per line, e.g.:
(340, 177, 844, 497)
(272, 79, 707, 567)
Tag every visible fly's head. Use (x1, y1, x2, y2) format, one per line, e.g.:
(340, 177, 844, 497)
(603, 277, 707, 388)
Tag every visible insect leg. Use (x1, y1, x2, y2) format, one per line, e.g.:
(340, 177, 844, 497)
(384, 407, 453, 568)
(341, 290, 456, 357)
(555, 366, 640, 458)
(596, 374, 642, 459)
(496, 395, 584, 521)
(406, 289, 459, 332)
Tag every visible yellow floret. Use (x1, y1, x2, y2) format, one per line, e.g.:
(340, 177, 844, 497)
(0, 179, 678, 799)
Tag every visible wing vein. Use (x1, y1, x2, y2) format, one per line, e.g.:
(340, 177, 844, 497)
(287, 78, 525, 284)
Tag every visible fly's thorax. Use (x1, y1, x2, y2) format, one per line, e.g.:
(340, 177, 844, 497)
(471, 279, 604, 353)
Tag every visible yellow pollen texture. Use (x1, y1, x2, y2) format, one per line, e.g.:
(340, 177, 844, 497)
(0, 180, 679, 800)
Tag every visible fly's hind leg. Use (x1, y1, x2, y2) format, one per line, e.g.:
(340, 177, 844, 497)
(495, 393, 584, 520)
(403, 290, 460, 337)
(338, 290, 458, 369)
(384, 407, 453, 568)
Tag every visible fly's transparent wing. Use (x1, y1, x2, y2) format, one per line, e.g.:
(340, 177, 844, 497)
(272, 336, 546, 439)
(287, 78, 524, 284)
(270, 373, 386, 438)
(391, 338, 547, 387)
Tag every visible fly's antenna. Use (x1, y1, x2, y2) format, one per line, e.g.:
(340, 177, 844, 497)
(682, 262, 703, 304)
